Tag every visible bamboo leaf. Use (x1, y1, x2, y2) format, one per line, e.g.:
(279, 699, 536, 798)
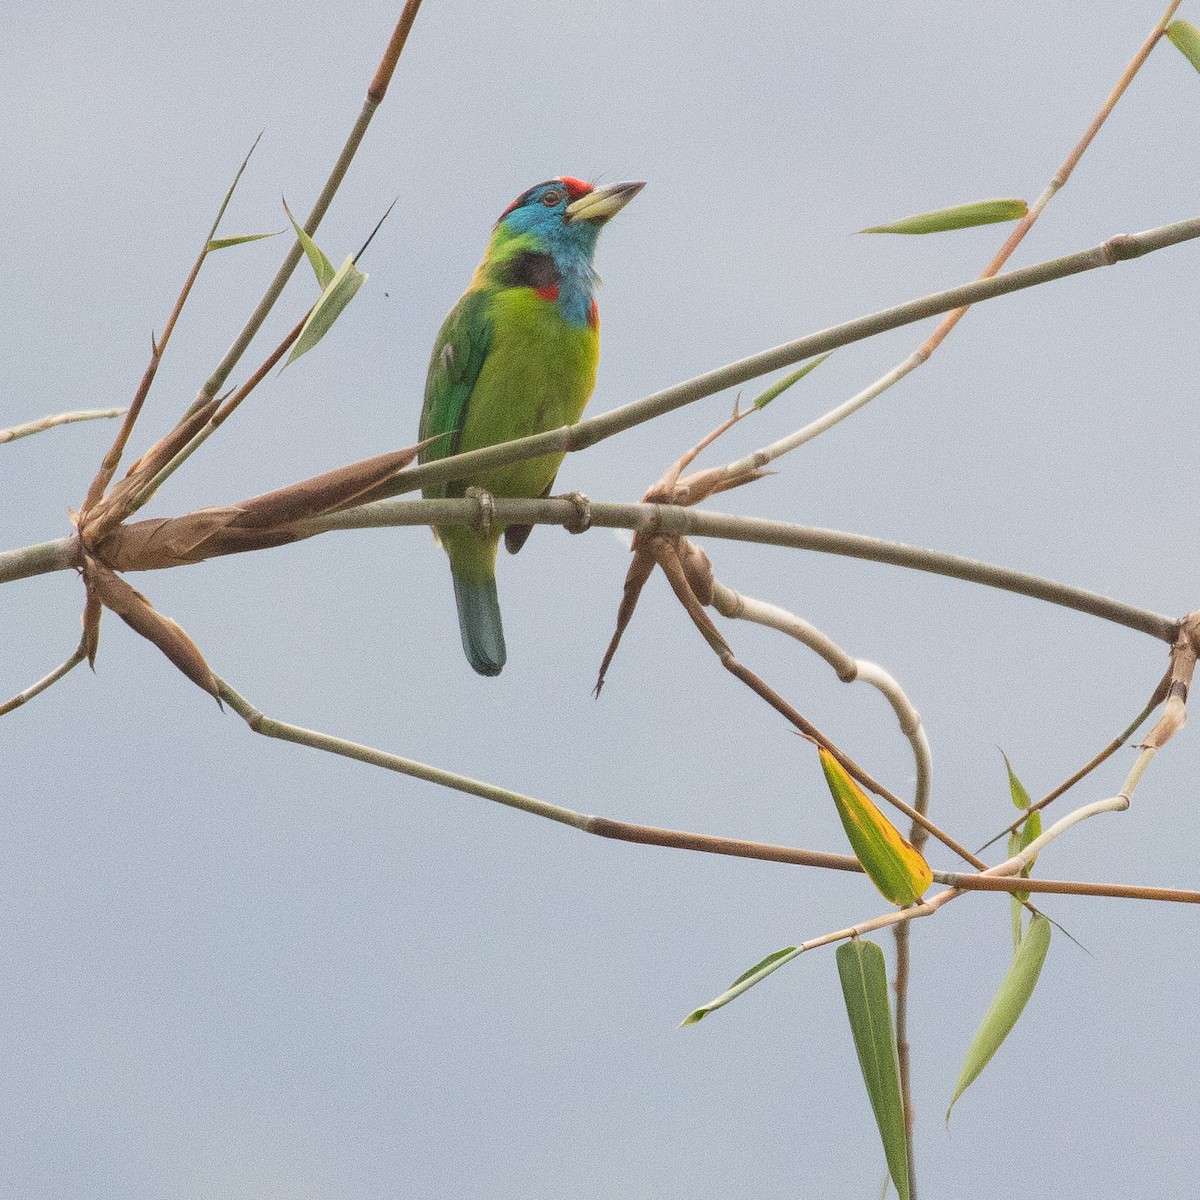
(283, 197, 336, 289)
(1009, 838, 1023, 951)
(1167, 20, 1200, 74)
(1001, 750, 1032, 809)
(1005, 812, 1041, 948)
(947, 913, 1052, 1121)
(1000, 753, 1040, 937)
(681, 946, 801, 1025)
(729, 946, 798, 988)
(206, 130, 264, 243)
(752, 353, 832, 410)
(285, 255, 367, 365)
(860, 198, 1028, 235)
(818, 747, 932, 906)
(206, 231, 283, 251)
(1012, 809, 1041, 910)
(836, 939, 910, 1200)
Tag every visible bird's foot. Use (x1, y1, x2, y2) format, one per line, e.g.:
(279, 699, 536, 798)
(465, 486, 496, 539)
(559, 491, 592, 534)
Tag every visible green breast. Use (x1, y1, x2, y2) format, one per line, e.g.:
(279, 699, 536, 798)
(457, 288, 599, 499)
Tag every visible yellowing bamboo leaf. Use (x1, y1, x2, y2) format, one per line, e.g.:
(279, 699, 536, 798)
(818, 747, 932, 906)
(860, 198, 1028, 235)
(1167, 20, 1200, 74)
(285, 255, 367, 366)
(947, 913, 1051, 1121)
(836, 939, 910, 1200)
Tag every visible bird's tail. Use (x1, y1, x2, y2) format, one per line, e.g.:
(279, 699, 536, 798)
(452, 570, 507, 676)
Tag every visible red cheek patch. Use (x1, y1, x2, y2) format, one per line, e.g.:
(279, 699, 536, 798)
(536, 284, 560, 302)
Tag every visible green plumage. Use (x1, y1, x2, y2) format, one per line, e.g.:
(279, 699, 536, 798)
(418, 178, 642, 676)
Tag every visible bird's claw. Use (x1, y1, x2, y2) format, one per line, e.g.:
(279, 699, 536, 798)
(561, 491, 592, 534)
(465, 486, 496, 539)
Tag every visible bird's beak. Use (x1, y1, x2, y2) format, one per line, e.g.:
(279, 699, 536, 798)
(565, 180, 645, 224)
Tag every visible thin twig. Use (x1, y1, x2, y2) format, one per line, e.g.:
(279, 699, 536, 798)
(163, 0, 426, 483)
(934, 874, 1198, 903)
(214, 678, 1200, 903)
(127, 310, 309, 514)
(78, 133, 268, 515)
(0, 409, 126, 444)
(716, 649, 980, 865)
(991, 794, 1132, 875)
(692, 774, 1163, 1020)
(710, 581, 931, 817)
(0, 639, 87, 717)
(718, 2, 1184, 485)
(977, 667, 1170, 853)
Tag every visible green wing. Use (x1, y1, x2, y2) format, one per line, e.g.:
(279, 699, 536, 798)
(418, 288, 494, 499)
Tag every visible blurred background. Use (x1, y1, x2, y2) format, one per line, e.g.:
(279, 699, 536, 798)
(3, 1, 1198, 1195)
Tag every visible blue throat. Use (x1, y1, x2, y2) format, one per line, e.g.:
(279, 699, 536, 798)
(490, 208, 602, 328)
(552, 252, 599, 328)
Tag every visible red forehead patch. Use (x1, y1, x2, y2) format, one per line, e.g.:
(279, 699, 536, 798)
(556, 177, 593, 200)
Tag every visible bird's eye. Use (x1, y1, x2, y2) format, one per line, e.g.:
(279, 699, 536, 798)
(540, 189, 564, 207)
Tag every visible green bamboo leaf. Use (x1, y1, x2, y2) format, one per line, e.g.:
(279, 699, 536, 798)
(860, 198, 1028, 235)
(1001, 751, 1032, 809)
(285, 255, 368, 366)
(283, 197, 336, 289)
(1011, 809, 1041, 911)
(729, 946, 799, 987)
(681, 946, 801, 1025)
(205, 130, 264, 244)
(1005, 813, 1042, 948)
(1005, 816, 1043, 947)
(947, 913, 1052, 1121)
(1167, 20, 1200, 74)
(752, 353, 832, 410)
(206, 231, 283, 251)
(1009, 836, 1023, 951)
(819, 747, 932, 906)
(836, 939, 910, 1200)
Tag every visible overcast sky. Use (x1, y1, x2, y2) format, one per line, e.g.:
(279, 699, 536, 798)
(4, 1, 1199, 1196)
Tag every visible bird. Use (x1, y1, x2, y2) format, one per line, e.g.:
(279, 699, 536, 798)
(418, 176, 644, 676)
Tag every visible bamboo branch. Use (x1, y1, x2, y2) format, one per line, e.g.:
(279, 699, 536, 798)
(710, 581, 932, 819)
(0, 639, 87, 716)
(716, 0, 1185, 483)
(978, 668, 1171, 853)
(374, 215, 1200, 503)
(310, 497, 1179, 641)
(165, 0, 425, 460)
(0, 498, 1179, 647)
(0, 538, 78, 585)
(214, 678, 1199, 904)
(0, 409, 126, 444)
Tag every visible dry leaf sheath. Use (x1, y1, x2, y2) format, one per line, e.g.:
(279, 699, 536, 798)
(594, 404, 766, 693)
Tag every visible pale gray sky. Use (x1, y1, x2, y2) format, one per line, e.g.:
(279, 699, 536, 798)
(4, 1, 1199, 1196)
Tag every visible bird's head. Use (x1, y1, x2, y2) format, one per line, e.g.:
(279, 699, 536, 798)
(492, 177, 644, 263)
